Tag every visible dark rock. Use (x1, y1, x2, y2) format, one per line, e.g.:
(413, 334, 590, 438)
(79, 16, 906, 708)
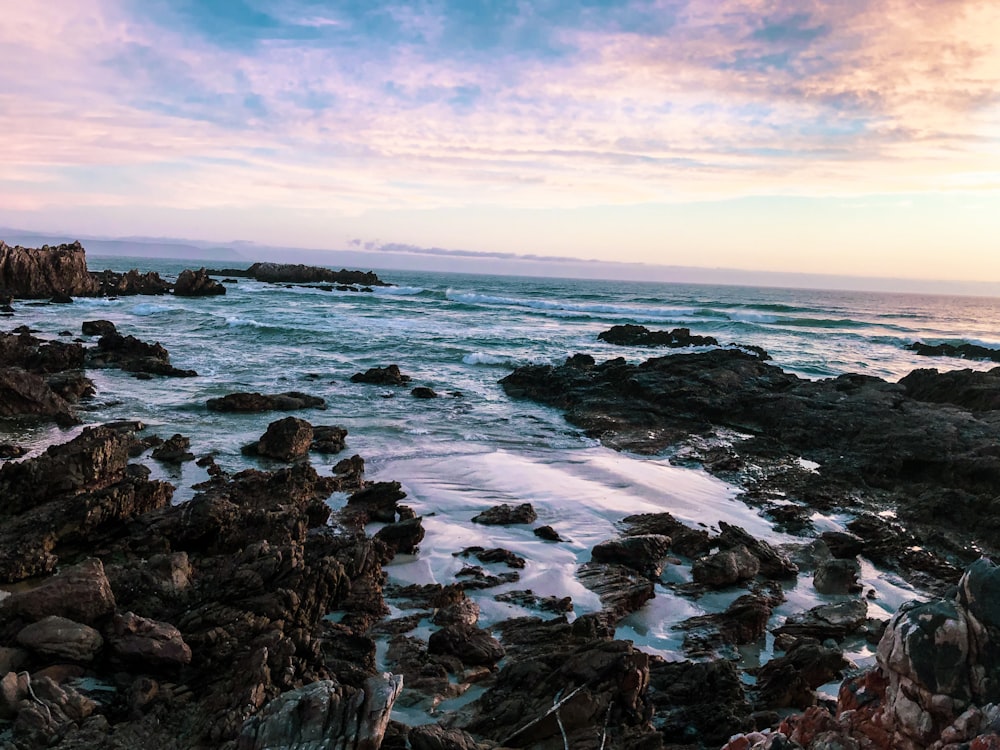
(719, 521, 799, 579)
(50, 292, 74, 303)
(598, 324, 720, 348)
(0, 443, 27, 459)
(243, 417, 314, 461)
(346, 481, 407, 523)
(174, 267, 226, 296)
(350, 364, 411, 386)
(89, 332, 197, 377)
(813, 557, 862, 594)
(577, 562, 655, 619)
(91, 268, 172, 296)
(151, 433, 195, 463)
(455, 546, 526, 569)
(754, 639, 849, 710)
(907, 341, 1000, 363)
(218, 262, 389, 287)
(0, 558, 116, 625)
(82, 320, 117, 338)
(680, 593, 774, 653)
(773, 599, 869, 642)
(207, 390, 326, 412)
(591, 533, 672, 577)
(494, 590, 573, 614)
(0, 241, 99, 298)
(16, 615, 104, 662)
(471, 502, 537, 525)
(375, 517, 425, 556)
(312, 425, 348, 454)
(411, 386, 438, 398)
(622, 511, 713, 557)
(819, 530, 865, 559)
(455, 566, 519, 590)
(692, 545, 761, 587)
(427, 623, 505, 667)
(106, 611, 192, 668)
(0, 367, 78, 424)
(900, 366, 1000, 411)
(648, 658, 752, 746)
(533, 525, 563, 541)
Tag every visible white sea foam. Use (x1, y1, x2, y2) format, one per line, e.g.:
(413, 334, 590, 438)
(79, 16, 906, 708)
(445, 288, 698, 320)
(374, 285, 425, 296)
(225, 316, 265, 328)
(130, 303, 174, 316)
(462, 352, 510, 365)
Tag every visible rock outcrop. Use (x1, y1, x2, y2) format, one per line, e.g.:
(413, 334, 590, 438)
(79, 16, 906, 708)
(173, 268, 226, 297)
(598, 324, 719, 348)
(207, 263, 388, 287)
(0, 241, 99, 298)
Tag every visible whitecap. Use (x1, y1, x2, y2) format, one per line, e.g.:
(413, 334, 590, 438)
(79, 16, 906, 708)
(462, 352, 510, 365)
(131, 303, 173, 316)
(374, 286, 425, 296)
(225, 316, 265, 328)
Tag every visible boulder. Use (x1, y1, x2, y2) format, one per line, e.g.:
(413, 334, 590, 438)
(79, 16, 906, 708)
(151, 433, 195, 463)
(17, 615, 104, 662)
(350, 364, 411, 386)
(773, 599, 869, 642)
(0, 559, 116, 625)
(692, 546, 761, 587)
(591, 534, 672, 577)
(754, 639, 849, 710)
(813, 557, 861, 594)
(174, 267, 226, 296)
(207, 391, 326, 412)
(427, 623, 505, 667)
(346, 481, 407, 523)
(577, 562, 656, 619)
(471, 503, 537, 525)
(244, 417, 314, 461)
(411, 386, 438, 398)
(374, 517, 425, 556)
(89, 332, 197, 377)
(81, 319, 117, 337)
(311, 425, 347, 454)
(106, 611, 192, 668)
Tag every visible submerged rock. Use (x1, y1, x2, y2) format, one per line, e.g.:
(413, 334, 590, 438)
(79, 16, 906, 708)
(471, 503, 537, 526)
(207, 391, 326, 412)
(350, 364, 411, 386)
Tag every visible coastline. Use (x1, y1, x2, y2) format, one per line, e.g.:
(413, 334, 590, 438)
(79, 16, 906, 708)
(2, 243, 1000, 749)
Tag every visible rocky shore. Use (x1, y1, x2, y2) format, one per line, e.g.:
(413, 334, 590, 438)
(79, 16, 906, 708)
(4, 245, 1000, 749)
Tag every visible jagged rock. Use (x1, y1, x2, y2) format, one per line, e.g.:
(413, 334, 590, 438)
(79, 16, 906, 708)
(456, 547, 525, 569)
(0, 329, 86, 372)
(244, 417, 314, 461)
(312, 425, 348, 454)
(0, 559, 116, 625)
(216, 263, 388, 287)
(692, 545, 761, 587)
(152, 433, 195, 463)
(0, 366, 78, 424)
(106, 611, 192, 668)
(89, 332, 197, 377)
(532, 525, 563, 542)
(754, 639, 849, 710)
(622, 511, 713, 557)
(0, 241, 99, 298)
(346, 481, 406, 523)
(680, 593, 774, 653)
(350, 364, 411, 386)
(906, 342, 1000, 364)
(471, 503, 537, 525)
(649, 658, 752, 745)
(577, 562, 655, 619)
(494, 590, 573, 614)
(236, 674, 402, 750)
(592, 533, 672, 577)
(408, 724, 493, 750)
(819, 530, 865, 559)
(428, 623, 505, 667)
(17, 615, 104, 662)
(174, 267, 226, 296)
(773, 599, 869, 642)
(900, 366, 1000, 411)
(81, 319, 117, 337)
(813, 557, 861, 594)
(375, 517, 425, 556)
(719, 522, 799, 579)
(207, 391, 326, 412)
(411, 386, 438, 398)
(91, 267, 172, 296)
(598, 324, 720, 348)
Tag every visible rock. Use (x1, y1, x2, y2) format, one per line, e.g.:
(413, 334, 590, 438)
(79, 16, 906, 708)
(244, 417, 314, 461)
(106, 611, 192, 668)
(81, 319, 117, 336)
(0, 367, 77, 424)
(427, 623, 505, 667)
(818, 530, 865, 559)
(89, 332, 197, 377)
(151, 433, 195, 463)
(350, 364, 411, 386)
(906, 341, 1000, 364)
(754, 639, 849, 710)
(648, 658, 752, 745)
(91, 267, 172, 296)
(680, 593, 774, 653)
(456, 547, 526, 569)
(471, 502, 537, 525)
(598, 324, 720, 348)
(0, 646, 28, 674)
(174, 267, 226, 296)
(411, 386, 438, 398)
(0, 443, 27, 459)
(900, 366, 1000, 411)
(813, 558, 862, 594)
(591, 533, 672, 577)
(773, 599, 869, 642)
(236, 674, 402, 750)
(494, 590, 573, 614)
(221, 262, 389, 287)
(692, 545, 761, 587)
(719, 522, 799, 579)
(346, 481, 407, 523)
(532, 525, 563, 541)
(207, 391, 326, 412)
(0, 559, 116, 625)
(312, 425, 348, 454)
(622, 511, 713, 557)
(375, 517, 425, 556)
(17, 615, 104, 661)
(577, 562, 656, 619)
(408, 724, 492, 750)
(0, 241, 99, 298)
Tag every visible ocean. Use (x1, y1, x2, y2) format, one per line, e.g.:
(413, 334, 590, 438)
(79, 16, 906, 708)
(5, 256, 1000, 715)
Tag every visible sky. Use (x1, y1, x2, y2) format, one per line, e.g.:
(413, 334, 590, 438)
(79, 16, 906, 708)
(2, 0, 999, 284)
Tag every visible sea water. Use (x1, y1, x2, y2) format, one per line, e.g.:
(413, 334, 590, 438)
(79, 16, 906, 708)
(4, 257, 999, 709)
